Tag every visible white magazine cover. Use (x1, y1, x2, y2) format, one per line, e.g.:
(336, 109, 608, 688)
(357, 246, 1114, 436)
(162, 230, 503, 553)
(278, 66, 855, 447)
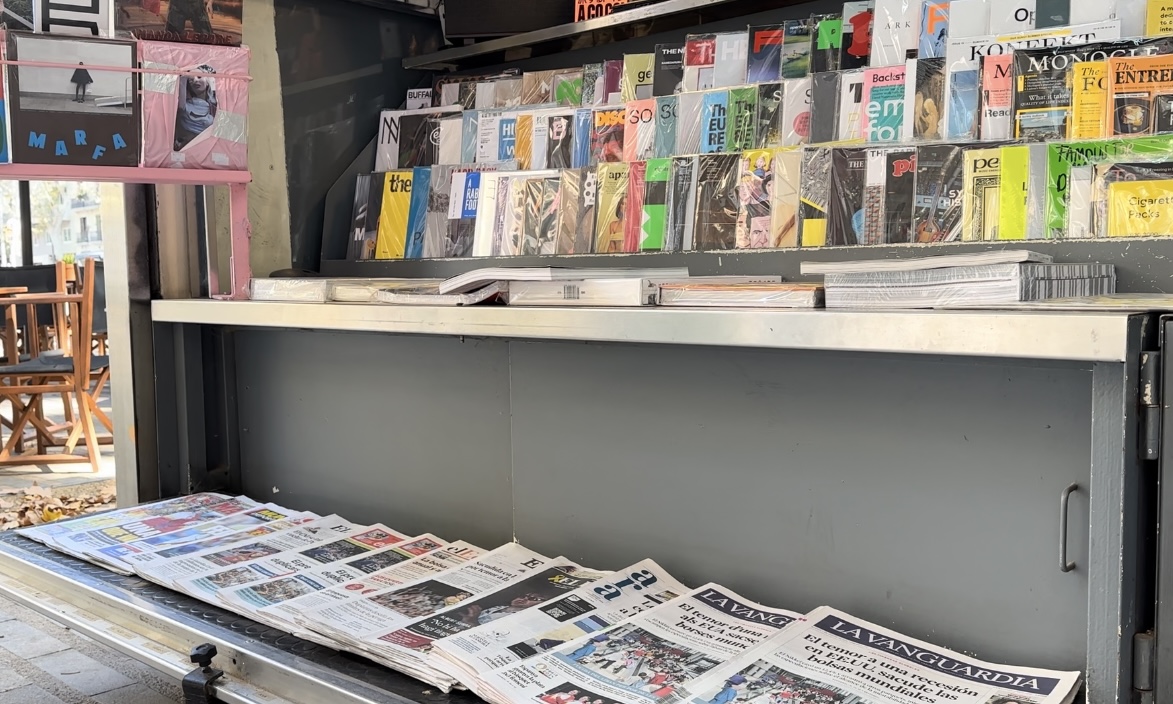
(52, 496, 260, 561)
(19, 493, 232, 548)
(479, 583, 802, 704)
(679, 605, 1082, 704)
(430, 558, 689, 696)
(123, 515, 317, 577)
(174, 523, 412, 602)
(132, 515, 357, 587)
(86, 503, 301, 573)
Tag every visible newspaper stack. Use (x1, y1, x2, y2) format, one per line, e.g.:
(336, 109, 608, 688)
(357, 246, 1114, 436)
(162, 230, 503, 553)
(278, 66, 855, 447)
(478, 584, 802, 704)
(678, 606, 1082, 704)
(803, 251, 1116, 309)
(428, 558, 689, 699)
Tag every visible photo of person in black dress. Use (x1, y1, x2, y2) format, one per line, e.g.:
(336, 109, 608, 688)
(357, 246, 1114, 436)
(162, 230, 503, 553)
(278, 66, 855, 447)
(71, 62, 92, 104)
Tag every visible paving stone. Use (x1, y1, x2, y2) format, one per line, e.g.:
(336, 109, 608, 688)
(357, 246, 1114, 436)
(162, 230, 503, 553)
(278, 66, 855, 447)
(0, 684, 68, 704)
(0, 669, 25, 694)
(0, 619, 68, 658)
(29, 648, 134, 696)
(94, 683, 181, 704)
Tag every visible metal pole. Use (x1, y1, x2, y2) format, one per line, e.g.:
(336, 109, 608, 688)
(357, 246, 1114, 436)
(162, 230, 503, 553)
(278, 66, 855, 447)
(18, 181, 32, 266)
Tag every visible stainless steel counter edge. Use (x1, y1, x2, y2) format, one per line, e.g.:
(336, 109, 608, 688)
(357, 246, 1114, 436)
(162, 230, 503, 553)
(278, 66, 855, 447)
(151, 299, 1140, 362)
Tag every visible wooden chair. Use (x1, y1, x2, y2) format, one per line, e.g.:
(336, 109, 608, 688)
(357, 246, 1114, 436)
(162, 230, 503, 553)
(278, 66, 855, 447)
(0, 258, 101, 472)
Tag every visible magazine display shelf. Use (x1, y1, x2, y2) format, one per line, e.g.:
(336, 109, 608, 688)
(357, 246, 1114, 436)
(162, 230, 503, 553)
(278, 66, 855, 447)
(139, 298, 1159, 704)
(0, 164, 253, 299)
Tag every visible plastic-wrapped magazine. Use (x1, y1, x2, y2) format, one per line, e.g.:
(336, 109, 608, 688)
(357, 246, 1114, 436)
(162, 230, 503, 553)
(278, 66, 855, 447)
(19, 493, 232, 550)
(375, 106, 461, 171)
(801, 249, 1052, 274)
(781, 19, 812, 79)
(653, 44, 685, 96)
(684, 34, 717, 92)
(726, 87, 757, 152)
(429, 559, 689, 698)
(781, 76, 812, 146)
(809, 72, 840, 144)
(655, 96, 678, 159)
(250, 278, 330, 302)
(478, 584, 802, 704)
(679, 606, 1081, 704)
(694, 154, 741, 250)
(439, 267, 689, 295)
(736, 150, 776, 249)
(747, 25, 784, 84)
(840, 0, 875, 71)
(754, 83, 784, 148)
(375, 282, 507, 307)
(597, 163, 632, 253)
(903, 58, 946, 141)
(659, 282, 825, 308)
(507, 278, 671, 306)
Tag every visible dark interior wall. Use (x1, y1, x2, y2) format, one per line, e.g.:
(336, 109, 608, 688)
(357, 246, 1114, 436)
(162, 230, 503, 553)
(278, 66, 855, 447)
(274, 1, 443, 271)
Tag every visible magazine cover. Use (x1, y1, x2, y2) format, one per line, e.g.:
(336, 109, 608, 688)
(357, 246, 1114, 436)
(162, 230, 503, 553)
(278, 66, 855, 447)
(448, 170, 486, 256)
(595, 163, 630, 253)
(422, 165, 451, 259)
(980, 54, 1013, 140)
(840, 0, 875, 70)
(655, 96, 678, 159)
(694, 154, 741, 249)
(624, 98, 656, 162)
(1103, 162, 1173, 235)
(378, 106, 460, 170)
(355, 173, 384, 260)
(8, 33, 140, 167)
(555, 168, 585, 254)
(582, 62, 604, 106)
(772, 148, 802, 247)
(713, 31, 749, 88)
(913, 142, 967, 242)
(552, 71, 583, 107)
(676, 91, 704, 154)
(522, 70, 558, 105)
(1070, 60, 1107, 138)
(736, 149, 775, 248)
(781, 19, 813, 78)
(748, 24, 785, 84)
(998, 143, 1034, 239)
(347, 174, 372, 261)
(861, 148, 887, 246)
(437, 116, 461, 165)
(809, 71, 841, 143)
(871, 0, 918, 67)
(139, 41, 248, 169)
(726, 86, 757, 152)
(666, 156, 699, 251)
(837, 69, 865, 140)
(780, 77, 812, 146)
(903, 57, 945, 140)
(641, 158, 670, 250)
(602, 59, 623, 104)
(961, 147, 1002, 240)
(883, 146, 917, 243)
(573, 108, 593, 167)
(701, 89, 730, 153)
(546, 112, 575, 169)
(755, 82, 784, 148)
(861, 65, 905, 142)
(810, 14, 843, 73)
(827, 147, 868, 245)
(798, 146, 832, 246)
(404, 166, 431, 259)
(118, 0, 240, 44)
(683, 33, 717, 91)
(653, 43, 685, 96)
(919, 1, 949, 58)
(502, 176, 528, 256)
(625, 161, 647, 252)
(375, 171, 413, 259)
(462, 111, 479, 163)
(1108, 53, 1173, 136)
(591, 107, 625, 164)
(495, 77, 522, 108)
(621, 53, 655, 101)
(521, 178, 545, 254)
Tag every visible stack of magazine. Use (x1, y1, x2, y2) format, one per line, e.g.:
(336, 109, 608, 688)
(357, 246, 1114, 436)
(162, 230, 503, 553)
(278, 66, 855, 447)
(805, 250, 1116, 309)
(19, 493, 1083, 704)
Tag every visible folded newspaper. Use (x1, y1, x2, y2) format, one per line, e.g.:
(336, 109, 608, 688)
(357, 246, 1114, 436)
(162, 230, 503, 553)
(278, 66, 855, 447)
(429, 558, 689, 698)
(478, 583, 802, 704)
(676, 605, 1081, 704)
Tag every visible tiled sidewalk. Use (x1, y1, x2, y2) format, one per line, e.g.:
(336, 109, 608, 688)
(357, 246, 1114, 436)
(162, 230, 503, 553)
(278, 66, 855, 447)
(0, 595, 180, 704)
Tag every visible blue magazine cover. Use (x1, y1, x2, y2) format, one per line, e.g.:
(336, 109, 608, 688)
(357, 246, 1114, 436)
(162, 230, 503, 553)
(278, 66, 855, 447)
(573, 108, 592, 168)
(404, 166, 431, 259)
(919, 1, 949, 58)
(946, 69, 979, 139)
(701, 89, 729, 153)
(655, 96, 678, 159)
(461, 111, 478, 164)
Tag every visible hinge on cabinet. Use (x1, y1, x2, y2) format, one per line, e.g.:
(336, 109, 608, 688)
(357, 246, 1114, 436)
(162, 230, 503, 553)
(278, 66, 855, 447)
(1134, 631, 1155, 703)
(1141, 352, 1162, 460)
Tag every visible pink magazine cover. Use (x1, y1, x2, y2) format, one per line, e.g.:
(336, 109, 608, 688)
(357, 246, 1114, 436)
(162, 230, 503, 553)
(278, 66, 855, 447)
(140, 41, 249, 169)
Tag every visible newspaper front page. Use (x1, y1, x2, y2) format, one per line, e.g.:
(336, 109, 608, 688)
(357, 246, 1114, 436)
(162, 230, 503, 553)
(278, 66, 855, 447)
(173, 524, 411, 601)
(678, 606, 1081, 704)
(479, 583, 802, 704)
(19, 493, 232, 549)
(87, 504, 301, 573)
(123, 515, 318, 576)
(430, 558, 689, 697)
(132, 515, 358, 587)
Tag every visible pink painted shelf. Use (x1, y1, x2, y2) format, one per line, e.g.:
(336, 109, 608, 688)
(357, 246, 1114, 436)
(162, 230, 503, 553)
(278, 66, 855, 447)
(0, 164, 251, 185)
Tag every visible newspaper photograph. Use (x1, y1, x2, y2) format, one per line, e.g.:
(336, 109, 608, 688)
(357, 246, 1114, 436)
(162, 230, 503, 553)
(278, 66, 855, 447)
(678, 606, 1081, 704)
(479, 584, 801, 704)
(54, 496, 260, 557)
(86, 504, 301, 573)
(132, 515, 358, 587)
(430, 558, 688, 694)
(173, 524, 411, 601)
(18, 493, 232, 548)
(123, 515, 317, 575)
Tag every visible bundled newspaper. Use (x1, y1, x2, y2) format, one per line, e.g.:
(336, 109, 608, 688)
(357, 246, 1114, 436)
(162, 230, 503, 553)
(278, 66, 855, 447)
(478, 584, 802, 704)
(677, 606, 1081, 704)
(18, 493, 234, 550)
(430, 558, 689, 698)
(121, 514, 318, 577)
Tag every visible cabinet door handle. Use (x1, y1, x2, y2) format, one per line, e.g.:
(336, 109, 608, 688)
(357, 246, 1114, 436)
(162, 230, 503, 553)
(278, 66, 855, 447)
(1060, 483, 1078, 573)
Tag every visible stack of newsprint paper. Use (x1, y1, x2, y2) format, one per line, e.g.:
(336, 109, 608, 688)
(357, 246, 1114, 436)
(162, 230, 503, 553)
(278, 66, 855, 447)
(20, 493, 1082, 704)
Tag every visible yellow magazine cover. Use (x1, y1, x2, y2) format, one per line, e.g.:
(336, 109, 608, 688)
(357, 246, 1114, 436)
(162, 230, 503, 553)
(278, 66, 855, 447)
(621, 53, 655, 102)
(1107, 179, 1173, 236)
(516, 114, 534, 170)
(961, 148, 1001, 241)
(375, 170, 413, 259)
(771, 148, 802, 247)
(1070, 61, 1108, 139)
(998, 145, 1028, 241)
(595, 163, 630, 253)
(1147, 0, 1173, 36)
(1107, 54, 1173, 137)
